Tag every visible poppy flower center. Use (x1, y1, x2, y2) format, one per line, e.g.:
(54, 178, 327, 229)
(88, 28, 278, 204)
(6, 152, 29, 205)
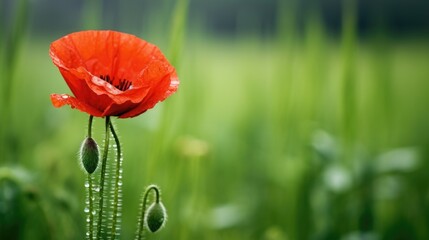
(99, 75, 132, 91)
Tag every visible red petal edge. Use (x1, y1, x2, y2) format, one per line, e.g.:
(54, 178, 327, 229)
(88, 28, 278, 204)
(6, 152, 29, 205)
(50, 94, 103, 117)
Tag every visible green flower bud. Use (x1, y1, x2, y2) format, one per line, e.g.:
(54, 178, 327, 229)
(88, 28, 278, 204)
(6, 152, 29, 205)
(80, 137, 99, 174)
(146, 202, 167, 233)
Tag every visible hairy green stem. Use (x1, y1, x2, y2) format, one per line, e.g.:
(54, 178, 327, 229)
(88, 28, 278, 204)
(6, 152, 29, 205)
(96, 117, 111, 239)
(87, 115, 94, 240)
(87, 175, 94, 240)
(88, 115, 94, 138)
(136, 185, 160, 240)
(109, 121, 122, 239)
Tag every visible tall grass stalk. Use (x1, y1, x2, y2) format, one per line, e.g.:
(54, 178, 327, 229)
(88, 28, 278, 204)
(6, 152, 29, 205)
(144, 0, 189, 181)
(369, 29, 392, 149)
(273, 0, 301, 238)
(81, 0, 102, 29)
(275, 0, 297, 138)
(0, 0, 28, 163)
(340, 0, 357, 159)
(294, 6, 328, 240)
(168, 0, 189, 67)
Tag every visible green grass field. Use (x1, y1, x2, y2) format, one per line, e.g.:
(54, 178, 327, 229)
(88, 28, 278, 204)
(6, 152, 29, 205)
(1, 1, 429, 239)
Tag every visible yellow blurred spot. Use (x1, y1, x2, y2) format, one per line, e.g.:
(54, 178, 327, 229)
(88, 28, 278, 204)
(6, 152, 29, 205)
(176, 135, 209, 158)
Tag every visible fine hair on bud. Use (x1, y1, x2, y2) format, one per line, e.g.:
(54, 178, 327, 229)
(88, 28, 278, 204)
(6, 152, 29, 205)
(80, 137, 100, 174)
(146, 202, 167, 233)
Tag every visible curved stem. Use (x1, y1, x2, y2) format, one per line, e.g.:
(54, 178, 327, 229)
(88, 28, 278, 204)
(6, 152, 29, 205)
(136, 185, 160, 240)
(109, 120, 122, 239)
(96, 117, 111, 239)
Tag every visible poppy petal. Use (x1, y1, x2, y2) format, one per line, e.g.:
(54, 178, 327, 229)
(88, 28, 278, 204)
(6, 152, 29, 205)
(85, 75, 150, 104)
(101, 101, 139, 116)
(58, 69, 115, 113)
(118, 74, 178, 118)
(50, 94, 103, 117)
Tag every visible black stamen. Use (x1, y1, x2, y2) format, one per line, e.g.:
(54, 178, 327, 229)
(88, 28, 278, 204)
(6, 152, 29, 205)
(100, 75, 132, 91)
(125, 81, 131, 90)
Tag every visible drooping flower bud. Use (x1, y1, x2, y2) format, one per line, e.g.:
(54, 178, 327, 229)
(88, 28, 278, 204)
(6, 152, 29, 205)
(80, 137, 99, 174)
(146, 202, 167, 233)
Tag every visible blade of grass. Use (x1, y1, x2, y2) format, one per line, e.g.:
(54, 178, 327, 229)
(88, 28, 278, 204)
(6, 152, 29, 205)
(340, 0, 357, 158)
(81, 0, 102, 29)
(144, 0, 189, 181)
(0, 0, 28, 163)
(168, 0, 189, 67)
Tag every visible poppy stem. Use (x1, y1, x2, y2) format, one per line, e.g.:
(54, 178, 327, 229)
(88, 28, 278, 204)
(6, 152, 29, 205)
(96, 116, 110, 239)
(86, 115, 95, 240)
(109, 120, 123, 239)
(135, 185, 160, 240)
(88, 115, 93, 138)
(87, 174, 95, 240)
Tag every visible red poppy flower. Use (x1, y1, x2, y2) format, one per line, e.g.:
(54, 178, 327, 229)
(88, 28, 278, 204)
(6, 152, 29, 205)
(50, 30, 179, 118)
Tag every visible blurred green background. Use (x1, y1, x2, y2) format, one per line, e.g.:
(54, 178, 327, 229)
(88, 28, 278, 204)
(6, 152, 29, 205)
(1, 0, 429, 239)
